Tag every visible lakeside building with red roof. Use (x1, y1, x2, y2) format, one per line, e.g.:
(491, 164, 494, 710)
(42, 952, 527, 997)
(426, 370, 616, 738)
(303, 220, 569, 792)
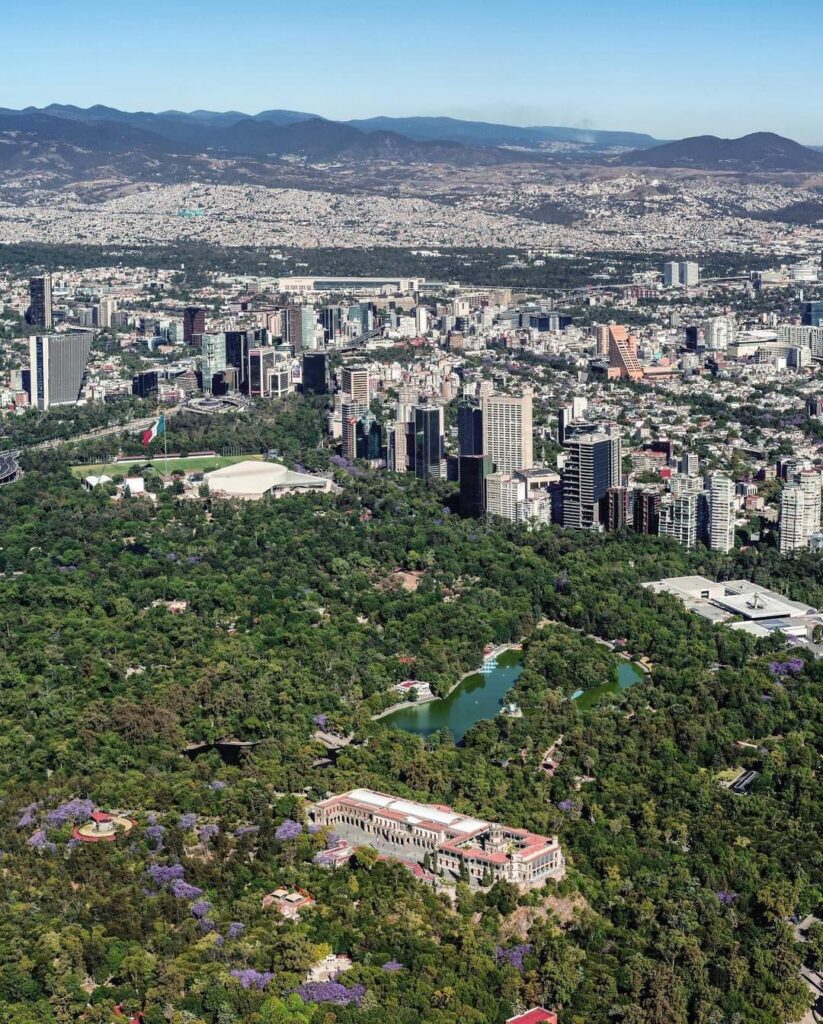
(310, 788, 564, 890)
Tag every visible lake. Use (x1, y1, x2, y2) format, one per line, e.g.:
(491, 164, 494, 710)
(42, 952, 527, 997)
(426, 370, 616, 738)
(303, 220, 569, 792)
(571, 659, 645, 709)
(383, 647, 645, 741)
(382, 648, 524, 742)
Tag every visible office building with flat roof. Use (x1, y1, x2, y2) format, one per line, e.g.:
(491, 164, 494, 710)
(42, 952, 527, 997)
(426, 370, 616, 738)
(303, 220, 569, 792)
(183, 306, 205, 348)
(27, 275, 53, 329)
(561, 431, 621, 530)
(28, 334, 91, 410)
(482, 392, 533, 474)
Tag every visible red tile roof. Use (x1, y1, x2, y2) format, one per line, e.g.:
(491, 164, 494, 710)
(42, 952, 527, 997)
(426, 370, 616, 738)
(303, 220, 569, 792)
(506, 1010, 558, 1024)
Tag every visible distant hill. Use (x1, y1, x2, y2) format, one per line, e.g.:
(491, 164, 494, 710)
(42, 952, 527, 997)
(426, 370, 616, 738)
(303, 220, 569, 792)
(0, 108, 519, 184)
(344, 115, 661, 150)
(616, 132, 823, 172)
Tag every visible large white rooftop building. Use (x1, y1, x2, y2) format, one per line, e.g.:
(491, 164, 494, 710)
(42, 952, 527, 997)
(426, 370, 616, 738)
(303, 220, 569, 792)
(311, 788, 565, 890)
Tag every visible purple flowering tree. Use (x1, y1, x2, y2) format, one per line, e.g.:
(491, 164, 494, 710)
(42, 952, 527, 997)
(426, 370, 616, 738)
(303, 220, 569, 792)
(275, 819, 303, 841)
(227, 921, 245, 939)
(46, 798, 94, 826)
(382, 960, 404, 971)
(179, 813, 198, 830)
(295, 982, 365, 1006)
(198, 824, 220, 843)
(191, 900, 212, 919)
(170, 878, 204, 900)
(148, 863, 185, 885)
(495, 944, 532, 971)
(231, 969, 274, 990)
(716, 890, 739, 905)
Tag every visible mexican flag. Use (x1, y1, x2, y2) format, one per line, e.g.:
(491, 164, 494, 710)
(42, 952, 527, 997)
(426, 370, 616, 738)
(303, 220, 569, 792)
(141, 414, 166, 447)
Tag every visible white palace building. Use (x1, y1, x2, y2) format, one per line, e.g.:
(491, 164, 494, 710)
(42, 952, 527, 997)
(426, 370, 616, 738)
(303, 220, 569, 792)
(310, 788, 565, 890)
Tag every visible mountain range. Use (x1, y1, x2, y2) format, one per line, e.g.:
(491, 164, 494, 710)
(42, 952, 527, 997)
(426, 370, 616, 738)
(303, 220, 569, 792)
(1, 105, 822, 185)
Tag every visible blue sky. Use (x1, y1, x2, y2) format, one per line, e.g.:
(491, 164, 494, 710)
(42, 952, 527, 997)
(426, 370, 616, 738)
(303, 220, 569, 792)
(2, 0, 822, 142)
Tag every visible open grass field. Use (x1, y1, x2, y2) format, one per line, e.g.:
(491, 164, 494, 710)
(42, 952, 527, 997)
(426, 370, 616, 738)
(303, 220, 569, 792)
(70, 453, 263, 477)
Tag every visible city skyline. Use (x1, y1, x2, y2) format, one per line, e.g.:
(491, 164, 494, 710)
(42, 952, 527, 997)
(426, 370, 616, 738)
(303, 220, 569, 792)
(3, 0, 823, 144)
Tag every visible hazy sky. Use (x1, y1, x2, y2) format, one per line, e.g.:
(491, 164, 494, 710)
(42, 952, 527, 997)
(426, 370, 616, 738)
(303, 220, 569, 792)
(3, 0, 822, 142)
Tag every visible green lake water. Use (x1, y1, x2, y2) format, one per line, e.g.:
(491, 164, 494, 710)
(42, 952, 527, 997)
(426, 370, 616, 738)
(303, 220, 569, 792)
(382, 649, 524, 741)
(571, 660, 645, 709)
(384, 649, 645, 741)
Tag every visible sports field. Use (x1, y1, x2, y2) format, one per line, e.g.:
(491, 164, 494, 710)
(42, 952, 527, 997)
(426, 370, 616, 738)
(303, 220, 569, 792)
(70, 453, 262, 477)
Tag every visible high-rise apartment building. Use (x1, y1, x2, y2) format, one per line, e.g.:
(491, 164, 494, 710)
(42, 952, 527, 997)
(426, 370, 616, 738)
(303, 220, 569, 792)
(342, 400, 369, 461)
(799, 470, 822, 538)
(388, 421, 410, 473)
(561, 432, 622, 529)
(183, 307, 205, 348)
(340, 366, 370, 406)
(679, 451, 699, 476)
(414, 404, 444, 479)
(28, 334, 91, 410)
(633, 489, 660, 535)
(663, 262, 679, 287)
(27, 275, 53, 329)
(659, 491, 707, 549)
(482, 392, 533, 474)
(780, 470, 823, 552)
(485, 473, 526, 522)
(606, 486, 628, 530)
(94, 295, 117, 330)
(779, 486, 807, 553)
(708, 475, 735, 552)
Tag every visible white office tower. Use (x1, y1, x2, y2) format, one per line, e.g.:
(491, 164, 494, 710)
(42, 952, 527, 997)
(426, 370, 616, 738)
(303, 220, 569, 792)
(679, 261, 699, 286)
(659, 492, 699, 548)
(663, 262, 679, 287)
(679, 451, 699, 476)
(482, 391, 533, 474)
(340, 366, 370, 405)
(414, 306, 429, 335)
(708, 475, 735, 552)
(485, 473, 526, 522)
(706, 317, 734, 351)
(29, 334, 92, 410)
(561, 431, 622, 530)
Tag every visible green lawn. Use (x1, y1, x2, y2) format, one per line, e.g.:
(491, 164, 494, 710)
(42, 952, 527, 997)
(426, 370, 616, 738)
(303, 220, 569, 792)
(71, 453, 263, 477)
